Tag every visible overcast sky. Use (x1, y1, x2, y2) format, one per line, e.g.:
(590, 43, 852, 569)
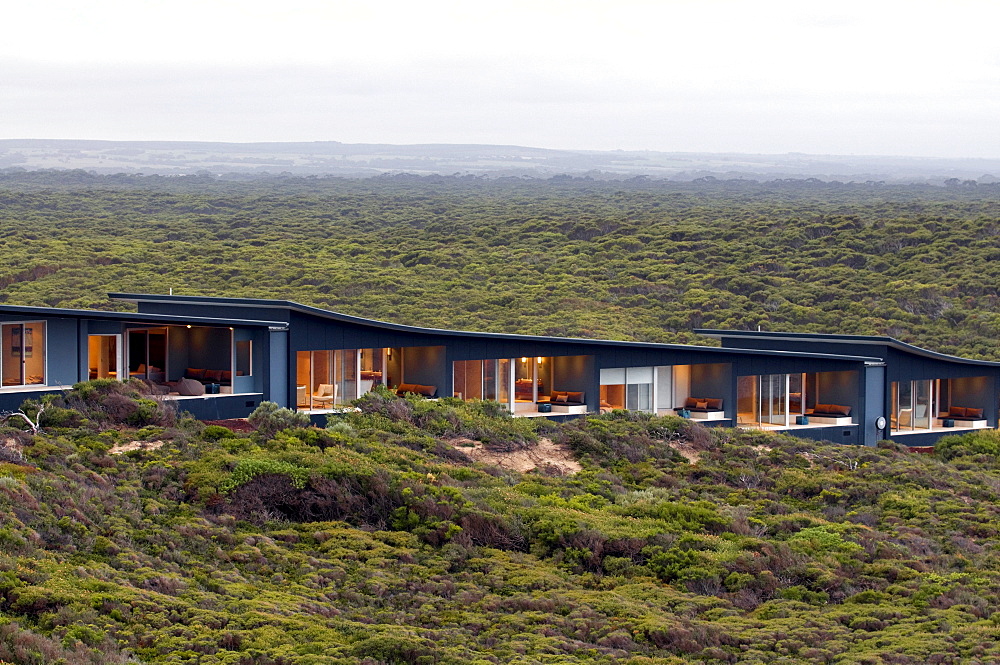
(4, 0, 1000, 157)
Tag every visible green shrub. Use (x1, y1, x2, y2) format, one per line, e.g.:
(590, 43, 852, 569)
(50, 380, 177, 429)
(326, 421, 357, 438)
(935, 429, 1000, 461)
(202, 425, 236, 441)
(247, 401, 310, 439)
(220, 458, 311, 492)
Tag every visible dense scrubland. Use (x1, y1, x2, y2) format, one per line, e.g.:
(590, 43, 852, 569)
(2, 171, 1000, 357)
(1, 382, 1000, 663)
(3, 172, 1000, 663)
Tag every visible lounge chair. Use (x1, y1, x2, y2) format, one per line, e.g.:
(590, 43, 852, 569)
(312, 383, 336, 407)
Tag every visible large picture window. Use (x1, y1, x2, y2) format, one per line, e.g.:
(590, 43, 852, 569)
(298, 349, 386, 410)
(453, 359, 510, 403)
(1, 322, 45, 387)
(738, 373, 806, 427)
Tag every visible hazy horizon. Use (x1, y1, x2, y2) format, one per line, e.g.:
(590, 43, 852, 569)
(5, 1, 1000, 160)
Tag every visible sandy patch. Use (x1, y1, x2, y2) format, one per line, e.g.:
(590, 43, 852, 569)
(110, 440, 166, 455)
(450, 437, 582, 475)
(669, 441, 701, 464)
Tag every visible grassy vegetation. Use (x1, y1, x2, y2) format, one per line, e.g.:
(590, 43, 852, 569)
(2, 172, 1000, 358)
(0, 384, 999, 663)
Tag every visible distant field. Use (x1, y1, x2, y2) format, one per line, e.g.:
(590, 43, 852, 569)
(4, 138, 1000, 181)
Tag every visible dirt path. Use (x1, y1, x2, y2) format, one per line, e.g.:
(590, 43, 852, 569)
(669, 440, 701, 464)
(110, 440, 166, 455)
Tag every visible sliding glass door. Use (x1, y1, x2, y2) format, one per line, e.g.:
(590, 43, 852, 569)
(755, 373, 805, 427)
(893, 379, 934, 431)
(127, 328, 167, 383)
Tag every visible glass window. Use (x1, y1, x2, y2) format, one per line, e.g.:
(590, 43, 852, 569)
(127, 328, 167, 384)
(335, 349, 358, 406)
(2, 324, 24, 386)
(893, 379, 937, 432)
(627, 382, 652, 412)
(497, 358, 510, 409)
(914, 379, 932, 429)
(23, 324, 43, 385)
(750, 373, 807, 427)
(515, 358, 536, 402)
(788, 373, 804, 415)
(89, 335, 119, 380)
(296, 351, 312, 408)
(1, 322, 45, 387)
(625, 366, 653, 412)
(737, 375, 756, 424)
(896, 380, 913, 430)
(453, 360, 482, 400)
(601, 367, 653, 413)
(453, 359, 506, 403)
(483, 359, 497, 401)
(760, 374, 787, 425)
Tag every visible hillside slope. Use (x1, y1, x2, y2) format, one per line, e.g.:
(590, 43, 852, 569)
(1, 173, 999, 359)
(1, 384, 1000, 663)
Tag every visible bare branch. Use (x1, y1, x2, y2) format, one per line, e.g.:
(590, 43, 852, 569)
(0, 404, 45, 434)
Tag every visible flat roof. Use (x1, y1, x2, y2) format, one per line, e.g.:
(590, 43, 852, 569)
(109, 293, 883, 364)
(0, 303, 286, 329)
(696, 329, 1000, 367)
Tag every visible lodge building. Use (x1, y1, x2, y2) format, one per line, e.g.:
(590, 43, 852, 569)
(0, 292, 996, 447)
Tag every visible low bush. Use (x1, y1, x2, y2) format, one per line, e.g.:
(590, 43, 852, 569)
(935, 429, 1000, 462)
(247, 401, 311, 439)
(44, 380, 177, 430)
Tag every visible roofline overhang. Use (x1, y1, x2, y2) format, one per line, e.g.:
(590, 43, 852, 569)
(108, 293, 881, 363)
(696, 329, 1000, 368)
(0, 303, 286, 330)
